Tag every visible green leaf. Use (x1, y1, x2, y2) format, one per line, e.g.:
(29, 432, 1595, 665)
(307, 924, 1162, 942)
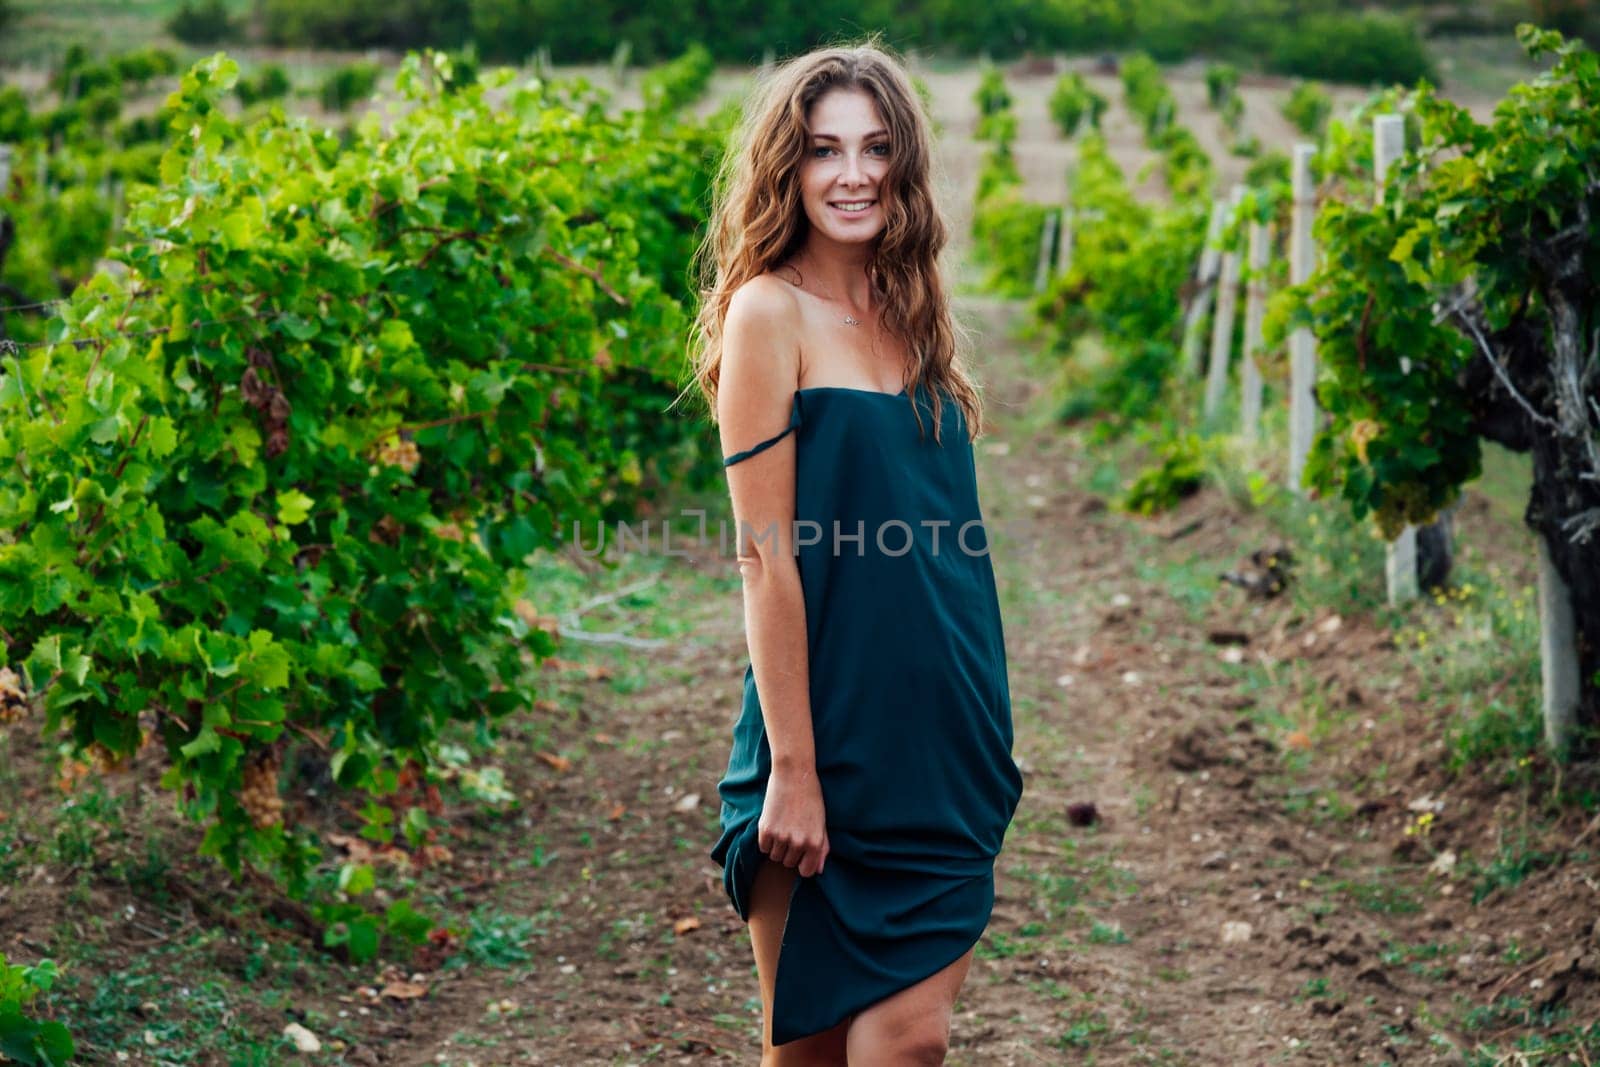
(247, 631, 291, 689)
(401, 806, 429, 849)
(345, 658, 382, 692)
(384, 899, 433, 944)
(89, 416, 121, 444)
(219, 208, 260, 250)
(345, 918, 381, 963)
(34, 1020, 75, 1066)
(278, 314, 320, 341)
(275, 490, 313, 526)
(338, 863, 375, 897)
(180, 727, 221, 759)
(147, 416, 179, 458)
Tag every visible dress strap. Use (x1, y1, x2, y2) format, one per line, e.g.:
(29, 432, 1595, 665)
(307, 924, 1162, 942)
(722, 392, 802, 467)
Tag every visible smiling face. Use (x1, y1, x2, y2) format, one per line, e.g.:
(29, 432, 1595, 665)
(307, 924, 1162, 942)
(798, 86, 891, 245)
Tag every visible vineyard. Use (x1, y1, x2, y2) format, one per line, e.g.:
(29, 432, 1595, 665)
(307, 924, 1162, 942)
(2, 5, 1600, 1065)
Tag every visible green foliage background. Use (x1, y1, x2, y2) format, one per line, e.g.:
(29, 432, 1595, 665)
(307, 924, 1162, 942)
(0, 52, 726, 902)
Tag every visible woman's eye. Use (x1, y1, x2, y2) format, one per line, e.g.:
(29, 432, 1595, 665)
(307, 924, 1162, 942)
(811, 144, 890, 157)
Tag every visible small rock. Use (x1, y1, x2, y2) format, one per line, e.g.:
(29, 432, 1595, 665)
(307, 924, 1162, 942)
(1428, 850, 1457, 876)
(1221, 921, 1253, 945)
(1407, 794, 1444, 814)
(1199, 850, 1228, 870)
(673, 792, 701, 812)
(283, 1023, 321, 1053)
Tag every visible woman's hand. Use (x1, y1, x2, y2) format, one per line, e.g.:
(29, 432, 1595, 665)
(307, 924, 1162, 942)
(759, 762, 830, 877)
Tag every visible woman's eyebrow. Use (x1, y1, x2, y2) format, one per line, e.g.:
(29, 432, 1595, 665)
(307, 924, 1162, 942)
(811, 129, 890, 141)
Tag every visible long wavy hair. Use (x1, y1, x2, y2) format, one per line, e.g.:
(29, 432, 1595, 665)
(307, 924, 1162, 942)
(682, 35, 983, 446)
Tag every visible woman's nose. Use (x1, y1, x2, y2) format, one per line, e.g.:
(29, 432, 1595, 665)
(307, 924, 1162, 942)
(840, 152, 867, 185)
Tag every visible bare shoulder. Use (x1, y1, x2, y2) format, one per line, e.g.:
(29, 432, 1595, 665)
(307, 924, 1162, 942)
(726, 272, 799, 331)
(721, 274, 801, 396)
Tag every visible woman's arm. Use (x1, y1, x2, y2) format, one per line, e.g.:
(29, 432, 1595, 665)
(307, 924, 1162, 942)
(717, 277, 829, 876)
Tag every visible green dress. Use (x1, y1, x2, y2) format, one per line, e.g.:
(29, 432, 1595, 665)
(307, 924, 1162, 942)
(710, 382, 1025, 1046)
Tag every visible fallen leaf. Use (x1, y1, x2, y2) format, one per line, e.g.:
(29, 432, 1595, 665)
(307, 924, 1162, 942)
(608, 802, 626, 821)
(416, 844, 454, 868)
(380, 981, 428, 1000)
(537, 751, 572, 773)
(674, 916, 701, 936)
(1285, 730, 1312, 751)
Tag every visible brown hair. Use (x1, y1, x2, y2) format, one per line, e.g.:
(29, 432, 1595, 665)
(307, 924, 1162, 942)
(681, 33, 984, 445)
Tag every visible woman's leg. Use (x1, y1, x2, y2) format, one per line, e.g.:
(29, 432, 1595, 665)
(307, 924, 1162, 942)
(844, 945, 975, 1065)
(748, 856, 851, 1066)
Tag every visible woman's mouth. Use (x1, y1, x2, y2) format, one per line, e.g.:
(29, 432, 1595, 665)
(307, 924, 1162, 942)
(830, 199, 877, 216)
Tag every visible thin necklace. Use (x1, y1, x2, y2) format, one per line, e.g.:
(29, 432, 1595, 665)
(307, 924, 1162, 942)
(790, 260, 866, 327)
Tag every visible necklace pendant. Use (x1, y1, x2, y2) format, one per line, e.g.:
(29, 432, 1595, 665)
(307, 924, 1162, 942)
(842, 315, 860, 326)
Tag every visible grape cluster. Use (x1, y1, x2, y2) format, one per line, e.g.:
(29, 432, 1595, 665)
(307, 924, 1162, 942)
(240, 347, 292, 458)
(0, 667, 27, 724)
(376, 435, 421, 473)
(239, 751, 285, 829)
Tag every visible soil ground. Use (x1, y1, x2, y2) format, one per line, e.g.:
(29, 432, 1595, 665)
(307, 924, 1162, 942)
(3, 55, 1597, 1067)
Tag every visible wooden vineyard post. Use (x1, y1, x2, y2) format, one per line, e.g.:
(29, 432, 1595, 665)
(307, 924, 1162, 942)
(1537, 536, 1582, 753)
(0, 144, 12, 195)
(1055, 203, 1073, 277)
(1180, 197, 1226, 378)
(1374, 115, 1420, 605)
(1287, 143, 1319, 495)
(610, 40, 633, 87)
(1240, 216, 1272, 442)
(1033, 208, 1059, 294)
(1203, 184, 1246, 420)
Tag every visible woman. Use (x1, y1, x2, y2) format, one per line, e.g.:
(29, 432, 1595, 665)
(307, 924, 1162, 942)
(687, 37, 1025, 1065)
